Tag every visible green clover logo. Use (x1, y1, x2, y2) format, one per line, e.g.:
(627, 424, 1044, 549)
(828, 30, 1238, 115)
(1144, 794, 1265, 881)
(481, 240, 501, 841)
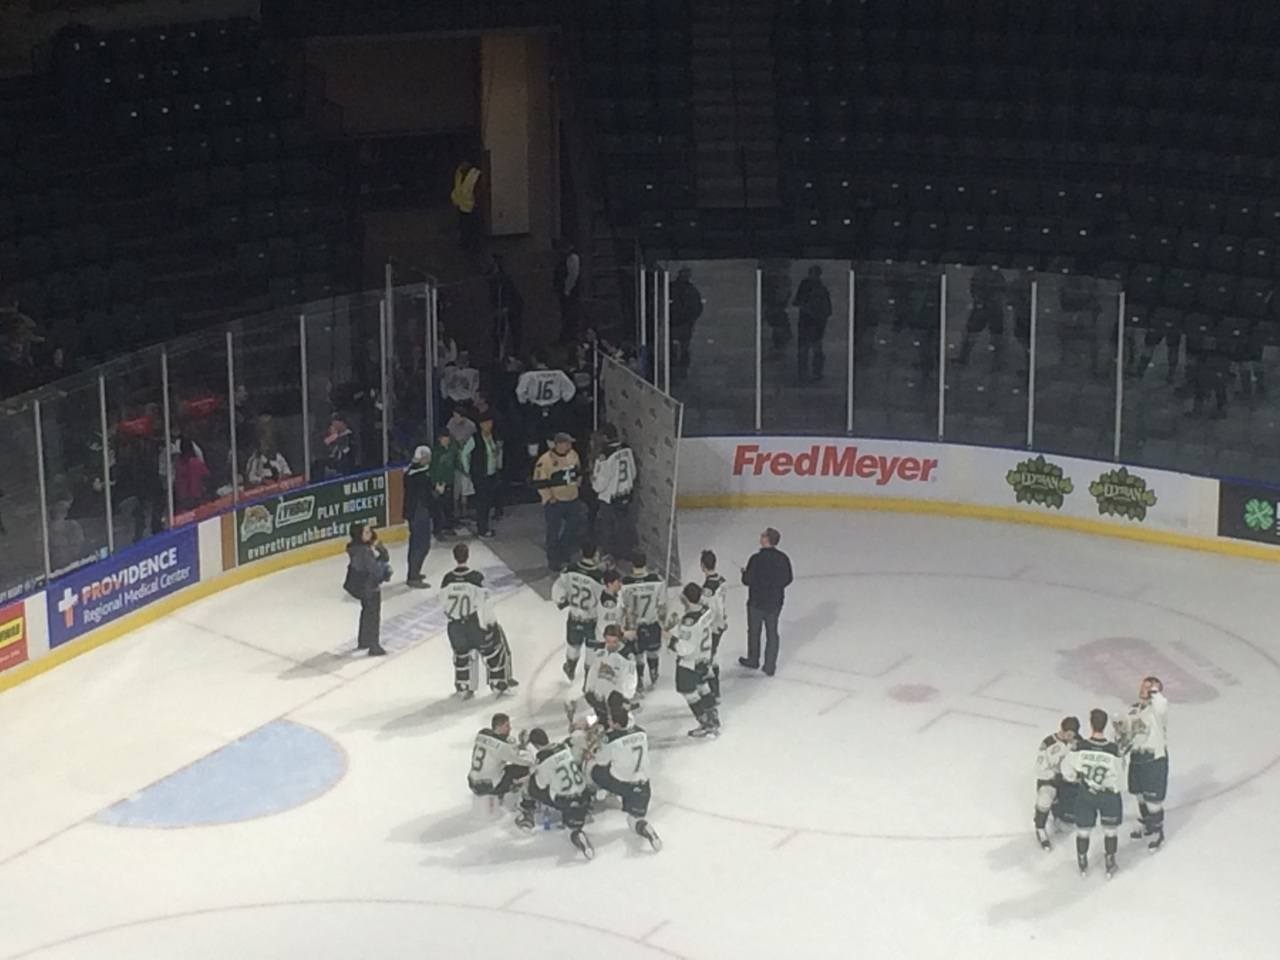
(1243, 498, 1276, 532)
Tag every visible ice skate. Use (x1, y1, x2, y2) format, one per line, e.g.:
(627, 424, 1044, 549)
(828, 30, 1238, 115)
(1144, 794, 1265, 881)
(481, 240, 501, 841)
(638, 819, 662, 852)
(562, 660, 577, 682)
(455, 687, 475, 700)
(1077, 853, 1088, 877)
(515, 811, 535, 831)
(1036, 828, 1052, 851)
(571, 829, 594, 861)
(1105, 853, 1117, 879)
(1147, 829, 1165, 853)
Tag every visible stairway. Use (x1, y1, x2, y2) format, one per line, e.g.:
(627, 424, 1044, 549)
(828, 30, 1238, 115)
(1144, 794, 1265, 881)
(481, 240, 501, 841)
(691, 0, 780, 209)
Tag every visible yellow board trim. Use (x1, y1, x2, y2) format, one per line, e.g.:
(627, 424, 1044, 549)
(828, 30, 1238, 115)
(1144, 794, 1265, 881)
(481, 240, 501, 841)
(677, 492, 1280, 564)
(0, 527, 407, 696)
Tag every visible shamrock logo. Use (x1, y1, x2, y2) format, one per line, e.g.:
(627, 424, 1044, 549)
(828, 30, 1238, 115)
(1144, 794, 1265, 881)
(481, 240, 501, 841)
(1243, 498, 1276, 532)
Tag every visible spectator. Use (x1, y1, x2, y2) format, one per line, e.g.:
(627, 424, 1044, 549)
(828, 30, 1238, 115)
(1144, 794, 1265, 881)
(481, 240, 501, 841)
(515, 351, 576, 453)
(47, 497, 85, 573)
(245, 416, 292, 487)
(450, 159, 483, 252)
(402, 446, 433, 588)
(447, 405, 477, 519)
(430, 426, 459, 536)
(463, 413, 503, 538)
(343, 521, 387, 656)
(793, 265, 833, 384)
(533, 431, 582, 571)
(173, 437, 210, 513)
(440, 351, 480, 419)
(669, 267, 703, 381)
(737, 527, 794, 677)
(554, 239, 581, 342)
(321, 416, 355, 478)
(761, 259, 793, 352)
(955, 265, 1010, 370)
(488, 254, 525, 362)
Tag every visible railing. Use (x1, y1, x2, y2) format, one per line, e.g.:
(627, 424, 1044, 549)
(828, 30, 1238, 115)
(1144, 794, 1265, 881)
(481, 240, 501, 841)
(644, 258, 1278, 487)
(0, 275, 451, 605)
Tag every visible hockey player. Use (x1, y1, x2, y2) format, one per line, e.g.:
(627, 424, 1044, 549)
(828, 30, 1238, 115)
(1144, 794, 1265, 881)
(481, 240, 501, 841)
(700, 549, 728, 702)
(621, 551, 666, 694)
(552, 541, 603, 681)
(589, 692, 661, 851)
(585, 625, 638, 725)
(516, 727, 595, 860)
(515, 351, 576, 453)
(1116, 675, 1169, 851)
(666, 582, 720, 737)
(1062, 708, 1124, 878)
(1033, 715, 1080, 850)
(469, 713, 530, 799)
(590, 423, 636, 563)
(440, 543, 517, 697)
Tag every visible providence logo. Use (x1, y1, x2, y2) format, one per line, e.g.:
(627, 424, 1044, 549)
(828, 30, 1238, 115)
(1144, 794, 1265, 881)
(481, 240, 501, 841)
(1006, 455, 1074, 509)
(1089, 467, 1158, 521)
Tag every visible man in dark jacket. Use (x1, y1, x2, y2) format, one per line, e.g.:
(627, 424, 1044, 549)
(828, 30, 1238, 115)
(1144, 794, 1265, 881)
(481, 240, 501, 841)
(344, 521, 387, 656)
(403, 446, 433, 587)
(738, 527, 793, 676)
(794, 264, 833, 383)
(668, 267, 703, 381)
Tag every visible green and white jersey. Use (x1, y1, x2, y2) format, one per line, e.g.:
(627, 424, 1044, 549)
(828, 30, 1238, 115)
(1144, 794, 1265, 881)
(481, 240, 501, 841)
(1117, 691, 1168, 759)
(621, 571, 666, 629)
(553, 562, 603, 623)
(533, 742, 588, 800)
(670, 603, 715, 665)
(1063, 738, 1122, 794)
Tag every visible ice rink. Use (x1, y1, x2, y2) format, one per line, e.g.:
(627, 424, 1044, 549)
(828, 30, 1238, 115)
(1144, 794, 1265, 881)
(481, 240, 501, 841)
(2, 507, 1277, 959)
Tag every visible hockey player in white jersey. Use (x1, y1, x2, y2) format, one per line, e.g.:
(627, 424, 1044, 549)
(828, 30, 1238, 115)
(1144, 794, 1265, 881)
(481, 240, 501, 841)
(591, 423, 636, 562)
(622, 551, 666, 694)
(589, 692, 661, 851)
(469, 712, 530, 799)
(700, 549, 728, 702)
(1033, 715, 1080, 850)
(584, 624, 638, 725)
(440, 543, 517, 697)
(666, 582, 721, 737)
(1115, 675, 1169, 851)
(515, 351, 576, 452)
(552, 542, 603, 681)
(1062, 708, 1124, 878)
(516, 727, 595, 860)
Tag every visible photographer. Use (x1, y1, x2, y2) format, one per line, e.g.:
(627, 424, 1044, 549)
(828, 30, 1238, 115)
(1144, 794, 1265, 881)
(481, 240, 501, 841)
(343, 521, 388, 657)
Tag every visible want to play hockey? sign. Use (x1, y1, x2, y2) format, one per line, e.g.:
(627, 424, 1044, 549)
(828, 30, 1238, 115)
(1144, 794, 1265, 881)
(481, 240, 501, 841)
(47, 527, 199, 648)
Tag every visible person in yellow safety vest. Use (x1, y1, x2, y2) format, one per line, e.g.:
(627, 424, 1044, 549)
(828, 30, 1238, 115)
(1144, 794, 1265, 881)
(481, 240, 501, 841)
(451, 159, 483, 251)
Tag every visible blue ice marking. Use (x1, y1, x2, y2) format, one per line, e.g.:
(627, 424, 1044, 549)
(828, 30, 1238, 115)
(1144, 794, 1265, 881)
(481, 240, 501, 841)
(94, 720, 344, 828)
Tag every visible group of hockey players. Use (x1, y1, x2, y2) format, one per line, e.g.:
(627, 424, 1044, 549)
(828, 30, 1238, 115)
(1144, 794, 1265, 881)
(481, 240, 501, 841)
(452, 531, 730, 859)
(1033, 676, 1170, 878)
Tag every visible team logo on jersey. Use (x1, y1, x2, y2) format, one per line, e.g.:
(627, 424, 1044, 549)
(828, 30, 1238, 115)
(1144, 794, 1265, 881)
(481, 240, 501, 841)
(1005, 455, 1073, 509)
(1089, 467, 1157, 522)
(239, 504, 273, 540)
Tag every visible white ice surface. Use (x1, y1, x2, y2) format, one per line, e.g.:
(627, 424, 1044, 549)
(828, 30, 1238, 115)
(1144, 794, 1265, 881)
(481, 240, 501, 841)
(1, 509, 1277, 959)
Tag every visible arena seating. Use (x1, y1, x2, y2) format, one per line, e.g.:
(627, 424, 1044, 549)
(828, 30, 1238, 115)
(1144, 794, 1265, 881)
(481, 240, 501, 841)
(0, 17, 355, 379)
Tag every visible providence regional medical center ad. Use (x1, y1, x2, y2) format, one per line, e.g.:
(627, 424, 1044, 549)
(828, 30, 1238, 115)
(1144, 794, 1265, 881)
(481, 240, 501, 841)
(47, 526, 200, 649)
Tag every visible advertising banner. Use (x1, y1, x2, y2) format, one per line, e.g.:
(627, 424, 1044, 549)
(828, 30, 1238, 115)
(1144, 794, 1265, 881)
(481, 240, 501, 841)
(236, 472, 387, 565)
(0, 600, 28, 673)
(47, 526, 200, 649)
(679, 437, 1216, 538)
(1217, 479, 1280, 546)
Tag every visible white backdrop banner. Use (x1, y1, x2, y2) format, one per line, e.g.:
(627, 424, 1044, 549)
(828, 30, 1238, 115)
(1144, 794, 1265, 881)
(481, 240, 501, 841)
(678, 436, 1218, 539)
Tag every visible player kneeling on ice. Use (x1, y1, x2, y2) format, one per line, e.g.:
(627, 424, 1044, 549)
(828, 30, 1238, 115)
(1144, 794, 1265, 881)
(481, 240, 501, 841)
(583, 625, 638, 725)
(516, 728, 595, 860)
(1033, 716, 1080, 850)
(589, 692, 661, 851)
(1062, 708, 1123, 879)
(666, 582, 721, 738)
(1114, 675, 1169, 852)
(469, 712, 530, 808)
(440, 543, 518, 698)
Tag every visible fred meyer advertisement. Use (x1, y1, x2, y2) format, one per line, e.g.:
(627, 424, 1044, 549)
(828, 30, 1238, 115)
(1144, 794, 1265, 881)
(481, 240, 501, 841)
(47, 527, 199, 649)
(0, 600, 27, 672)
(237, 472, 387, 565)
